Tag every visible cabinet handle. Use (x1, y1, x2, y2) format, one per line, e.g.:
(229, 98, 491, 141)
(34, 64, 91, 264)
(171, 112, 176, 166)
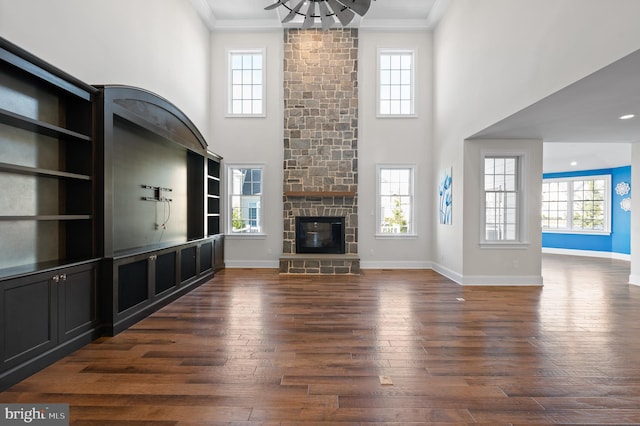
(149, 255, 157, 261)
(60, 274, 67, 281)
(52, 275, 59, 282)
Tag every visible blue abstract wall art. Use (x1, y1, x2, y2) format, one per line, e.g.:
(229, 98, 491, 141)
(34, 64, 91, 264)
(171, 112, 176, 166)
(439, 167, 452, 225)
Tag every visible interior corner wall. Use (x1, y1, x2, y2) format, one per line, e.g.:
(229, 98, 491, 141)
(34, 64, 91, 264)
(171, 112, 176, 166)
(611, 166, 632, 255)
(630, 145, 640, 285)
(0, 0, 211, 140)
(433, 0, 640, 283)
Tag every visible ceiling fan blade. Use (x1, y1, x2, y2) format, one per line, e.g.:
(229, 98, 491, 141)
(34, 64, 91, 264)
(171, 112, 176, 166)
(264, 0, 290, 11)
(318, 1, 335, 30)
(327, 0, 355, 26)
(302, 1, 316, 29)
(282, 0, 305, 23)
(336, 0, 371, 17)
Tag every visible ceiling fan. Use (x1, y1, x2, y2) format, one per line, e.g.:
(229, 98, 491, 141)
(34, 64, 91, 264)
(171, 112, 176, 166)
(264, 0, 375, 30)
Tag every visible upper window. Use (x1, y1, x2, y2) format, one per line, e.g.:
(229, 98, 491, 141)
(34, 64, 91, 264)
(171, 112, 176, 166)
(542, 175, 611, 234)
(228, 49, 264, 117)
(227, 165, 264, 234)
(378, 49, 415, 117)
(377, 165, 415, 236)
(483, 156, 519, 242)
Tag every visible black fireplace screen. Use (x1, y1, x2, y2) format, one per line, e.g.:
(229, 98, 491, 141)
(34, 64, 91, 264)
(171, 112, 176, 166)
(295, 216, 345, 254)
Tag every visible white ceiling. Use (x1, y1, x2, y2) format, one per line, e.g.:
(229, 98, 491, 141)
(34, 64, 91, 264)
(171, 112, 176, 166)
(192, 1, 637, 174)
(470, 48, 640, 173)
(194, 0, 448, 30)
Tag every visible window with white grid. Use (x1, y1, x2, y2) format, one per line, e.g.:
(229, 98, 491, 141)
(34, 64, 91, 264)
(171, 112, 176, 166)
(228, 49, 264, 116)
(378, 50, 415, 116)
(376, 165, 415, 236)
(227, 165, 264, 234)
(484, 157, 519, 241)
(542, 175, 610, 233)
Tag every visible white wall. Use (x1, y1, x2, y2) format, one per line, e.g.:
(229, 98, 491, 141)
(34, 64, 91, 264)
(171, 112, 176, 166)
(433, 0, 640, 283)
(358, 30, 433, 269)
(210, 30, 283, 268)
(630, 143, 640, 285)
(0, 0, 211, 139)
(462, 139, 543, 285)
(214, 29, 434, 269)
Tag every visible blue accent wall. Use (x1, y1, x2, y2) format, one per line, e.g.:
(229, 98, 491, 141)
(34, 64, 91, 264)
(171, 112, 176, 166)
(542, 166, 631, 255)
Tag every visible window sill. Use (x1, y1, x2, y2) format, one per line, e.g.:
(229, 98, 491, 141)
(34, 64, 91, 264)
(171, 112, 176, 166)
(225, 114, 266, 118)
(375, 233, 418, 239)
(479, 241, 530, 250)
(542, 230, 611, 236)
(225, 233, 267, 240)
(376, 114, 418, 119)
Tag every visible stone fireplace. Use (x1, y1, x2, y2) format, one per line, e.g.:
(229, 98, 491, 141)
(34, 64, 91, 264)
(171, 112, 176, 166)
(279, 29, 360, 274)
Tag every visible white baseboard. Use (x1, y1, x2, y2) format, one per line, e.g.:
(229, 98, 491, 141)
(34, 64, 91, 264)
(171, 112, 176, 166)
(360, 260, 432, 270)
(461, 275, 544, 286)
(431, 262, 463, 285)
(224, 260, 280, 269)
(542, 247, 630, 261)
(431, 263, 542, 286)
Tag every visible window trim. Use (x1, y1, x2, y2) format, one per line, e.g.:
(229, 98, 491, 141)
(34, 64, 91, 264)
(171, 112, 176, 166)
(226, 48, 266, 118)
(542, 174, 611, 235)
(480, 152, 529, 249)
(226, 163, 266, 237)
(376, 48, 417, 118)
(375, 164, 417, 238)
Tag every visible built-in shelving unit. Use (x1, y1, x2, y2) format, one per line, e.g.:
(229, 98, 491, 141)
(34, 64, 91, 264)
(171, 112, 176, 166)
(97, 85, 224, 335)
(0, 37, 100, 390)
(207, 154, 222, 236)
(0, 37, 225, 390)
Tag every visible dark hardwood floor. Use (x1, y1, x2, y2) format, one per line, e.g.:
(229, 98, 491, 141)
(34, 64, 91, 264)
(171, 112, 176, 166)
(2, 254, 640, 424)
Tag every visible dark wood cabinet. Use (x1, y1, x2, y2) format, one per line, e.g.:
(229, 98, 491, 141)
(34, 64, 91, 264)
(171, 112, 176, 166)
(0, 37, 100, 390)
(0, 37, 224, 390)
(57, 263, 99, 343)
(0, 261, 99, 389)
(102, 238, 218, 335)
(97, 86, 224, 336)
(213, 233, 225, 271)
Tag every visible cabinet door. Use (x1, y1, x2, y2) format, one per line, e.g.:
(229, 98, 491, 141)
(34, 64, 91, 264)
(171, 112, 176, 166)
(199, 241, 213, 273)
(58, 264, 98, 343)
(213, 234, 225, 271)
(0, 273, 57, 372)
(180, 246, 197, 283)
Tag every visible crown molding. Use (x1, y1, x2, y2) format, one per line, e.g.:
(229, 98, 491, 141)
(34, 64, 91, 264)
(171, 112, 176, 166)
(192, 0, 451, 32)
(190, 0, 216, 31)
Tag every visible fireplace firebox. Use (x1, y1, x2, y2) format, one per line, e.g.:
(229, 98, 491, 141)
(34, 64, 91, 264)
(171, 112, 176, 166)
(295, 216, 345, 254)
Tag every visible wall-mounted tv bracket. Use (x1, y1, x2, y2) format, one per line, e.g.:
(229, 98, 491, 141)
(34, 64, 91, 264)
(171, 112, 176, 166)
(141, 185, 173, 202)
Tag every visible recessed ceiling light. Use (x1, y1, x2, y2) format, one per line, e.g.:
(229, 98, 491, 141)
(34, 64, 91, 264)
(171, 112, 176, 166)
(571, 161, 578, 166)
(619, 114, 635, 120)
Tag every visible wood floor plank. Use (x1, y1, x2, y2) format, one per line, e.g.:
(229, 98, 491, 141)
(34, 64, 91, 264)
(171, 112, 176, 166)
(2, 255, 640, 424)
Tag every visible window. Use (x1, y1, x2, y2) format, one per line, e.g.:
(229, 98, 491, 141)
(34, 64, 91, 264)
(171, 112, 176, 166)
(377, 165, 415, 236)
(483, 156, 519, 241)
(542, 175, 610, 233)
(228, 49, 264, 116)
(378, 49, 415, 116)
(228, 165, 264, 234)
